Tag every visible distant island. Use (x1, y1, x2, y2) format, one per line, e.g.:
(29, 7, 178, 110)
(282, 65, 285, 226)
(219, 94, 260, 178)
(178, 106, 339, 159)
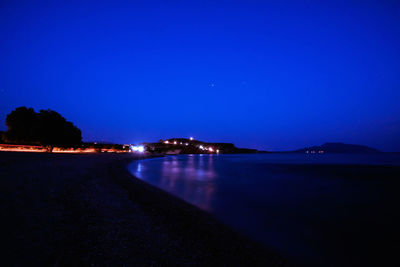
(293, 142, 381, 154)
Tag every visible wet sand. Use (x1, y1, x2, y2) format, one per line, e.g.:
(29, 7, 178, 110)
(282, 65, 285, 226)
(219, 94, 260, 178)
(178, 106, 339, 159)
(0, 152, 288, 266)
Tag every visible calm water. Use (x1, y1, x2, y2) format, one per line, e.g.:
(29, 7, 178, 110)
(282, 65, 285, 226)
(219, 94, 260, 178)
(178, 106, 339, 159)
(129, 153, 400, 266)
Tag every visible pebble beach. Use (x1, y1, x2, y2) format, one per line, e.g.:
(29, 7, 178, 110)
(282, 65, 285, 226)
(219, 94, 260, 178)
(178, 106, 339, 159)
(0, 152, 288, 266)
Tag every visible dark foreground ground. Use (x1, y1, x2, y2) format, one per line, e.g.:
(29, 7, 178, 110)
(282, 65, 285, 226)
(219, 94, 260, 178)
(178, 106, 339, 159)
(0, 152, 288, 266)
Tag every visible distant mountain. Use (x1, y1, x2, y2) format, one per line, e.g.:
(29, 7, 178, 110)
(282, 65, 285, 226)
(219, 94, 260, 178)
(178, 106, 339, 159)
(295, 142, 380, 153)
(144, 138, 260, 154)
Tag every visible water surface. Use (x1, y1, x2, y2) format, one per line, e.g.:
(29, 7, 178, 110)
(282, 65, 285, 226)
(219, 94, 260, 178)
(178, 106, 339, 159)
(129, 153, 400, 266)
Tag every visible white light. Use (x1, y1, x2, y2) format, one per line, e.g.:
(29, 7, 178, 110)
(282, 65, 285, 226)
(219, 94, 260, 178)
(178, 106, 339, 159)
(131, 145, 145, 153)
(164, 141, 169, 144)
(174, 141, 177, 145)
(199, 145, 204, 150)
(216, 149, 219, 153)
(185, 143, 188, 146)
(190, 137, 193, 141)
(209, 147, 213, 152)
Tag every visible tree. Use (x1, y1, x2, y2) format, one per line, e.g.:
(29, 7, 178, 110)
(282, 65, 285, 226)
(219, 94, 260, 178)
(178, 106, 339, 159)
(4, 107, 38, 144)
(4, 107, 82, 151)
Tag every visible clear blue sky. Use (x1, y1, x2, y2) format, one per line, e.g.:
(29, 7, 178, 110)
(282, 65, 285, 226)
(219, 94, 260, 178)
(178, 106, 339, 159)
(1, 0, 399, 151)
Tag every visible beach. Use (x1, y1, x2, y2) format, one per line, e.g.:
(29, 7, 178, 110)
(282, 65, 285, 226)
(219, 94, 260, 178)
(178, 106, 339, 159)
(0, 152, 287, 266)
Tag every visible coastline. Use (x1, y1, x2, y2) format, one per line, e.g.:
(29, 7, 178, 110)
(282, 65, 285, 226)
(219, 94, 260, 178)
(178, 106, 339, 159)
(121, 154, 400, 266)
(0, 152, 288, 266)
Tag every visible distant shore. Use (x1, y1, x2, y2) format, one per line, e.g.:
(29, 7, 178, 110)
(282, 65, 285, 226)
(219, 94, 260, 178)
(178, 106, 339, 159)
(0, 152, 288, 266)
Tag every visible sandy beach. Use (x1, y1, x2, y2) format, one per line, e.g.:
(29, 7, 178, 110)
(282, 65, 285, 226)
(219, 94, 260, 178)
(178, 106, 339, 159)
(0, 152, 288, 266)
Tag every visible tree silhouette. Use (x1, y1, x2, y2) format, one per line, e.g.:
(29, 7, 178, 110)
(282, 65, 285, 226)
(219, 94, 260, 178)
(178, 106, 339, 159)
(4, 107, 38, 144)
(4, 107, 82, 151)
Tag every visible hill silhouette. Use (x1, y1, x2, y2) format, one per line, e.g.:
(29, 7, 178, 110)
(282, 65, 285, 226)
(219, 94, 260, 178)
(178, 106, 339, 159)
(295, 142, 380, 153)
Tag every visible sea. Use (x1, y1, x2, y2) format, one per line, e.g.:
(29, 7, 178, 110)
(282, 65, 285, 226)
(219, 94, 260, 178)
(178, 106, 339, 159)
(128, 153, 400, 266)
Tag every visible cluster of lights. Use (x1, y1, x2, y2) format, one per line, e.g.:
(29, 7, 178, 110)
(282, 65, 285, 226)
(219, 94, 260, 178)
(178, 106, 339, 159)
(198, 145, 217, 152)
(130, 145, 145, 153)
(161, 137, 220, 153)
(164, 137, 194, 145)
(306, 150, 324, 154)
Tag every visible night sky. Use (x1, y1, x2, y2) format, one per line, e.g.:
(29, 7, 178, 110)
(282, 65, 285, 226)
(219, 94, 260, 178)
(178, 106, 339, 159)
(1, 0, 399, 151)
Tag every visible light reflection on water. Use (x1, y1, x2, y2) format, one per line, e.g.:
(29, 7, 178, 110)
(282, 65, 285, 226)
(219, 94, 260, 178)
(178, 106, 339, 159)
(132, 155, 217, 211)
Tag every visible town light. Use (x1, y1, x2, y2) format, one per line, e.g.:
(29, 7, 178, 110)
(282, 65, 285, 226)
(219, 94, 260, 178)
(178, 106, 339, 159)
(190, 137, 194, 141)
(164, 141, 169, 144)
(131, 145, 145, 153)
(209, 147, 214, 152)
(174, 141, 177, 145)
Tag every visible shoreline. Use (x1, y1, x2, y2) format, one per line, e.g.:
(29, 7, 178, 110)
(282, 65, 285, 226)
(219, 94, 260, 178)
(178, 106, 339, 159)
(110, 156, 289, 265)
(0, 152, 289, 266)
(123, 154, 400, 266)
